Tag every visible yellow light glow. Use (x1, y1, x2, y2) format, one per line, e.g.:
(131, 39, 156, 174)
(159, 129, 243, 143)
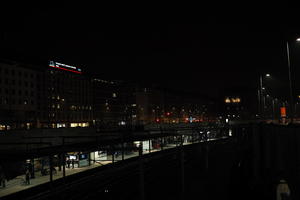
(225, 98, 231, 103)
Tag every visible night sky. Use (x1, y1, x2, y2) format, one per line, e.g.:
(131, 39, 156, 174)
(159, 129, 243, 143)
(1, 7, 300, 99)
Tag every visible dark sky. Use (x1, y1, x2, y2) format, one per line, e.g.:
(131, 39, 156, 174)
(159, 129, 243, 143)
(1, 6, 299, 98)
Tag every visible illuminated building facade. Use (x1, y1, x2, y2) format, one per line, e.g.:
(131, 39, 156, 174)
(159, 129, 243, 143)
(223, 96, 244, 120)
(0, 59, 217, 130)
(44, 61, 93, 128)
(0, 60, 93, 130)
(0, 60, 39, 130)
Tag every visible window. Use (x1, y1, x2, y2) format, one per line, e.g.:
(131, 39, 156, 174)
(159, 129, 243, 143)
(24, 100, 28, 105)
(11, 70, 15, 76)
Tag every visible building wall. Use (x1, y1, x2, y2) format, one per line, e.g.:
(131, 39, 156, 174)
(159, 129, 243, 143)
(44, 67, 93, 128)
(92, 79, 123, 126)
(0, 61, 38, 129)
(0, 60, 217, 130)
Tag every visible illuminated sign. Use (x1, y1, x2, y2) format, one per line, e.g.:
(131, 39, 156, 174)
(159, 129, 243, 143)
(280, 107, 286, 117)
(49, 61, 82, 74)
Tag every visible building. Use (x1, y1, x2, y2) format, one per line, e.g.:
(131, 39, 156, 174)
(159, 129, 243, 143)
(0, 60, 94, 130)
(164, 90, 215, 123)
(136, 87, 164, 124)
(92, 78, 123, 126)
(92, 79, 139, 127)
(0, 59, 218, 131)
(43, 61, 93, 128)
(0, 60, 39, 130)
(219, 87, 257, 120)
(134, 86, 215, 124)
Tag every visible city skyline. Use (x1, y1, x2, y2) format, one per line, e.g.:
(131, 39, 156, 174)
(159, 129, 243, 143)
(1, 8, 300, 98)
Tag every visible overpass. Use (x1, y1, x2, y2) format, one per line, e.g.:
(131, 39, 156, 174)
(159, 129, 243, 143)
(0, 123, 230, 199)
(1, 122, 299, 200)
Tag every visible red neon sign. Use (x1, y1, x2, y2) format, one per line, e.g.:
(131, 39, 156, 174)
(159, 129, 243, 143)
(49, 65, 82, 74)
(49, 61, 82, 74)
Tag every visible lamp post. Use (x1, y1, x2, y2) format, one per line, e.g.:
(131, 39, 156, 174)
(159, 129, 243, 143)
(286, 38, 300, 123)
(258, 74, 271, 119)
(286, 41, 294, 123)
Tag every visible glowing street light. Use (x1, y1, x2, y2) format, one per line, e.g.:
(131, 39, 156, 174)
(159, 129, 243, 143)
(285, 38, 300, 123)
(258, 73, 271, 118)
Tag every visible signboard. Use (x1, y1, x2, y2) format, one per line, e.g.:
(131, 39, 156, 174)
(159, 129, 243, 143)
(78, 159, 89, 167)
(49, 61, 82, 74)
(280, 107, 286, 117)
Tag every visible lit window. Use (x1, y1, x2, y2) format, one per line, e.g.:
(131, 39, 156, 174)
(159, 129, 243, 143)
(225, 98, 231, 103)
(24, 100, 28, 105)
(112, 93, 117, 98)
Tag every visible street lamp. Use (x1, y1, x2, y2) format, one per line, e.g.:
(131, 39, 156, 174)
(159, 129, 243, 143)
(258, 74, 271, 119)
(286, 38, 300, 123)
